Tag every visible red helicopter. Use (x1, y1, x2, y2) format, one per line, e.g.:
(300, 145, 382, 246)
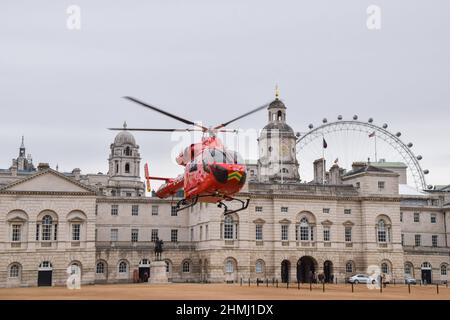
(109, 96, 269, 215)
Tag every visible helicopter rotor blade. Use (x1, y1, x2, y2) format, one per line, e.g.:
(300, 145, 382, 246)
(123, 96, 208, 132)
(108, 128, 201, 132)
(214, 102, 269, 130)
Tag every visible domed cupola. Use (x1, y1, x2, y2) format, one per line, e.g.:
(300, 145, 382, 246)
(114, 122, 136, 146)
(257, 86, 300, 183)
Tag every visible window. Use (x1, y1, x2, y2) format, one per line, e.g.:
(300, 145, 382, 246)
(132, 205, 139, 216)
(205, 225, 209, 240)
(35, 224, 39, 241)
(224, 216, 234, 240)
(323, 208, 330, 214)
(441, 265, 448, 276)
(414, 234, 421, 246)
(54, 224, 58, 241)
(96, 262, 105, 274)
(42, 215, 53, 241)
(323, 227, 330, 242)
(11, 224, 21, 242)
(404, 264, 412, 275)
(190, 228, 194, 241)
(125, 147, 131, 156)
(378, 181, 385, 190)
(431, 214, 436, 223)
(344, 209, 351, 215)
(281, 225, 289, 241)
(400, 212, 403, 222)
(432, 235, 438, 247)
(152, 205, 159, 216)
(377, 220, 387, 243)
(225, 260, 234, 273)
(355, 182, 360, 189)
(256, 260, 264, 273)
(345, 262, 353, 273)
(299, 218, 312, 241)
(95, 228, 97, 241)
(171, 229, 178, 242)
(345, 227, 352, 242)
(9, 264, 20, 278)
(255, 206, 263, 212)
(118, 261, 127, 273)
(131, 229, 139, 242)
(281, 207, 288, 213)
(72, 224, 80, 241)
(111, 229, 118, 242)
(171, 206, 178, 216)
(414, 212, 420, 223)
(401, 234, 404, 246)
(200, 226, 203, 241)
(381, 263, 389, 274)
(111, 205, 118, 216)
(165, 261, 170, 273)
(255, 224, 263, 241)
(182, 261, 190, 273)
(151, 229, 159, 242)
(125, 163, 130, 173)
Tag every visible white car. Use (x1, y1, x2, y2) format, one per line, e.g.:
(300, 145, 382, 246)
(348, 274, 377, 284)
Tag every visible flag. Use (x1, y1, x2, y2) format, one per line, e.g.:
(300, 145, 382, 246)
(369, 131, 375, 138)
(322, 138, 327, 149)
(334, 158, 339, 164)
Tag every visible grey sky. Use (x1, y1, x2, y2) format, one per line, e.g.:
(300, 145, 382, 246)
(1, 1, 449, 185)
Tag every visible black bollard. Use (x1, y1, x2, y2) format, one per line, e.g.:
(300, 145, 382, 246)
(408, 283, 411, 294)
(351, 283, 354, 292)
(257, 278, 259, 287)
(297, 280, 300, 290)
(287, 280, 289, 289)
(436, 283, 439, 294)
(248, 278, 250, 287)
(240, 278, 242, 286)
(266, 278, 269, 287)
(276, 279, 278, 288)
(310, 280, 312, 291)
(323, 282, 325, 292)
(380, 281, 383, 293)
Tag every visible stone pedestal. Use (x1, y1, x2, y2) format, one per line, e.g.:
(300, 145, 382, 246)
(149, 260, 168, 284)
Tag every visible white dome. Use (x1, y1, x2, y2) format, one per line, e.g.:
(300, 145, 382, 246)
(114, 131, 136, 146)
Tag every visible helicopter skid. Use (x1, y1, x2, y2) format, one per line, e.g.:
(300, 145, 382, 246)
(175, 194, 250, 215)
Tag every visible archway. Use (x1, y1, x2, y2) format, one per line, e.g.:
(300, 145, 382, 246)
(421, 262, 432, 284)
(297, 256, 317, 283)
(38, 261, 53, 287)
(281, 260, 291, 283)
(138, 259, 150, 282)
(323, 260, 333, 283)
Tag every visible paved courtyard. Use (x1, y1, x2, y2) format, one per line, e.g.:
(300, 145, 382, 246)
(0, 283, 449, 300)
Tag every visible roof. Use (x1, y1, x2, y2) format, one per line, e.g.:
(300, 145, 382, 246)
(268, 98, 286, 110)
(372, 161, 407, 168)
(343, 165, 393, 177)
(399, 184, 427, 196)
(262, 122, 295, 133)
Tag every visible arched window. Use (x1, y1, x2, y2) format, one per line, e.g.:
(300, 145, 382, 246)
(182, 261, 190, 273)
(125, 163, 130, 173)
(299, 217, 312, 241)
(115, 162, 119, 174)
(9, 264, 20, 278)
(118, 261, 128, 273)
(345, 261, 354, 273)
(441, 264, 448, 276)
(39, 261, 52, 270)
(422, 262, 432, 269)
(224, 216, 234, 240)
(381, 262, 389, 274)
(377, 220, 387, 242)
(96, 262, 105, 274)
(139, 259, 149, 266)
(225, 259, 234, 273)
(42, 215, 53, 241)
(125, 147, 131, 156)
(277, 110, 282, 121)
(256, 260, 264, 273)
(165, 261, 170, 273)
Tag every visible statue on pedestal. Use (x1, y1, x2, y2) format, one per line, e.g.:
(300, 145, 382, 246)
(154, 237, 164, 261)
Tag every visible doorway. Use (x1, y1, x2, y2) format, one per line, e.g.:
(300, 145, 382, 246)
(281, 260, 291, 283)
(323, 260, 333, 283)
(38, 261, 53, 286)
(297, 256, 317, 283)
(139, 259, 150, 282)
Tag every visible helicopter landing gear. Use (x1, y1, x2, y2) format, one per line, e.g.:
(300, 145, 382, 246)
(218, 197, 250, 215)
(175, 195, 199, 212)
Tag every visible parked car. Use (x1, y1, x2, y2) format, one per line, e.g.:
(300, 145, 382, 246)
(405, 276, 417, 284)
(348, 274, 377, 284)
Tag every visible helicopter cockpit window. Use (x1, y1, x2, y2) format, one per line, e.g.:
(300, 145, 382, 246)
(204, 148, 243, 164)
(189, 162, 197, 172)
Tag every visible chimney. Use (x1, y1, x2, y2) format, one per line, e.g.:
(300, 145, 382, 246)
(72, 168, 81, 180)
(313, 158, 325, 184)
(10, 164, 17, 177)
(329, 164, 342, 185)
(37, 163, 50, 171)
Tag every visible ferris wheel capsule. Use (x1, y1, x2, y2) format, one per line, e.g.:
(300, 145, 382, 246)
(338, 115, 343, 120)
(407, 143, 413, 148)
(382, 123, 388, 129)
(417, 155, 422, 160)
(368, 118, 373, 123)
(323, 118, 328, 123)
(424, 169, 429, 174)
(353, 115, 358, 120)
(308, 124, 314, 129)
(396, 132, 401, 137)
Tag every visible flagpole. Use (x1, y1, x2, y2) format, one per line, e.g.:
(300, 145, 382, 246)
(322, 134, 325, 185)
(374, 134, 378, 162)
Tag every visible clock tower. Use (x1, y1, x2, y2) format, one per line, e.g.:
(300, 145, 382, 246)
(257, 88, 300, 183)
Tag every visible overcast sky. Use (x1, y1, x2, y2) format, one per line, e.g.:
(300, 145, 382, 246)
(1, 1, 449, 186)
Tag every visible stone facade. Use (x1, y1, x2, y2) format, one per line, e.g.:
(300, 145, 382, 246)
(0, 97, 449, 287)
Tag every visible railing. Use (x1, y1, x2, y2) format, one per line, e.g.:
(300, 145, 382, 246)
(95, 241, 196, 250)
